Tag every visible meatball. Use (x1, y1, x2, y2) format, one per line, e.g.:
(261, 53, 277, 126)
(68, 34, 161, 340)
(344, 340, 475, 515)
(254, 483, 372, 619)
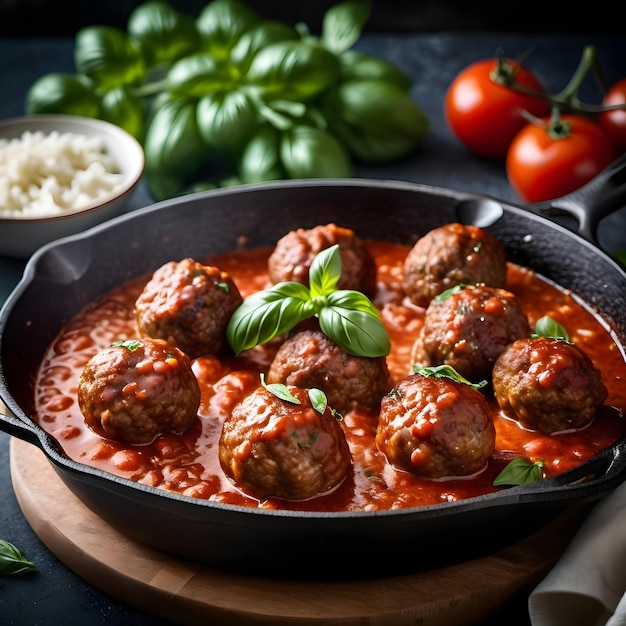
(403, 223, 508, 307)
(412, 284, 531, 380)
(492, 336, 608, 434)
(219, 384, 351, 501)
(78, 338, 201, 445)
(268, 223, 377, 296)
(135, 258, 243, 359)
(376, 373, 495, 479)
(266, 324, 391, 414)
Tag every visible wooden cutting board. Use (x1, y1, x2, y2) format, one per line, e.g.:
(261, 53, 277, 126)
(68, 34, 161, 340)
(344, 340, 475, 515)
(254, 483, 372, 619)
(10, 437, 587, 626)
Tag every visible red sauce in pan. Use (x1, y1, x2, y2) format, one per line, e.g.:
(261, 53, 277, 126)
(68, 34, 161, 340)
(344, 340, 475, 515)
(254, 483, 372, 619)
(34, 241, 626, 512)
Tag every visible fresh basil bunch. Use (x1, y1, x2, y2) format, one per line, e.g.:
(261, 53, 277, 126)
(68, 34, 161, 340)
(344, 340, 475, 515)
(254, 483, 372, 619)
(25, 0, 429, 200)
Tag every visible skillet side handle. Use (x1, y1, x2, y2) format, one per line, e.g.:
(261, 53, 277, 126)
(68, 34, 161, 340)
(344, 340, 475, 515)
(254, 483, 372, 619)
(529, 153, 626, 244)
(0, 408, 45, 449)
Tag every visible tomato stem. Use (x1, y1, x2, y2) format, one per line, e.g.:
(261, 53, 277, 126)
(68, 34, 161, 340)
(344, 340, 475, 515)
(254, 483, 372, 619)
(493, 45, 626, 116)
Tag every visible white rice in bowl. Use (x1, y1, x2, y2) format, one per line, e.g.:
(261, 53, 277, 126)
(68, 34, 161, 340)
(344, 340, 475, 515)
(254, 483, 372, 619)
(0, 130, 125, 218)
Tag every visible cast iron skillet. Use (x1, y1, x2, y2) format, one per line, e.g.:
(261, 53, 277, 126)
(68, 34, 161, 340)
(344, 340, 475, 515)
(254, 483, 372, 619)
(1, 156, 626, 579)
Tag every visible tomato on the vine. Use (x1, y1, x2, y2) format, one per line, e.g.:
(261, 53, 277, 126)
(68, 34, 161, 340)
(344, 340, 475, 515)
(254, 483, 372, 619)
(445, 57, 550, 159)
(506, 113, 616, 203)
(598, 78, 626, 154)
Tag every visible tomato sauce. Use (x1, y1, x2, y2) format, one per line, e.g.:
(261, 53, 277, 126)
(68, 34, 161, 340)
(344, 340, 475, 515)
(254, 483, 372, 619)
(34, 241, 626, 512)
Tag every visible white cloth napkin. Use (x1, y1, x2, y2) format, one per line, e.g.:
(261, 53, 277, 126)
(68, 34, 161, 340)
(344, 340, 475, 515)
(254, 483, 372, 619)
(529, 479, 626, 626)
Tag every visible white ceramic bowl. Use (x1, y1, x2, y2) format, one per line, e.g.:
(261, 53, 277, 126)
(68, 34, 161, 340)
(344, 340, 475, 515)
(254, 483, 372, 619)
(0, 115, 145, 258)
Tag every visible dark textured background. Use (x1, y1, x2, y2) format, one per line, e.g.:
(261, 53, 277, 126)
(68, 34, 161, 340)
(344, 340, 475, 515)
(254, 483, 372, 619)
(0, 0, 620, 36)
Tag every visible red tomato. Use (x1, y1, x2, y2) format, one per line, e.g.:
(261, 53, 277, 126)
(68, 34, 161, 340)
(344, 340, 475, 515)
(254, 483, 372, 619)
(506, 114, 616, 203)
(445, 58, 550, 159)
(599, 78, 626, 154)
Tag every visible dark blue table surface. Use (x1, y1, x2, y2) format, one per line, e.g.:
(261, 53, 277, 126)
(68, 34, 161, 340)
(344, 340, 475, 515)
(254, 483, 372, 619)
(1, 31, 625, 625)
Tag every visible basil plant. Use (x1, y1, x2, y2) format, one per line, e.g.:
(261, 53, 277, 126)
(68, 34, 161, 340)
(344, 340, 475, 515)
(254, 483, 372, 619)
(26, 0, 429, 200)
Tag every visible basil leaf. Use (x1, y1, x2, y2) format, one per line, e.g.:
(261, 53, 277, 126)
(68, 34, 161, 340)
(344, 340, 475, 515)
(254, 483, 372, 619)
(321, 0, 371, 54)
(260, 373, 301, 405)
(414, 364, 487, 390)
(226, 282, 313, 355)
(247, 41, 341, 101)
(322, 79, 429, 160)
(197, 89, 259, 153)
(196, 0, 260, 61)
(0, 540, 35, 575)
(325, 290, 382, 319)
(165, 53, 234, 97)
(309, 244, 342, 298)
(144, 98, 210, 199)
(318, 303, 390, 357)
(280, 125, 352, 179)
(100, 86, 145, 140)
(238, 125, 285, 183)
(74, 26, 146, 90)
(230, 20, 298, 71)
(25, 73, 101, 118)
(308, 388, 328, 415)
(493, 458, 545, 487)
(339, 50, 411, 91)
(533, 316, 570, 341)
(434, 284, 467, 302)
(127, 0, 201, 66)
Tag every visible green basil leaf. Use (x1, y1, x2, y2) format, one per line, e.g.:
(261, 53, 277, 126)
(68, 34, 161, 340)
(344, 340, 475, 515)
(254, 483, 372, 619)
(434, 284, 467, 302)
(321, 0, 371, 53)
(280, 125, 352, 179)
(144, 98, 209, 199)
(100, 86, 145, 140)
(246, 40, 341, 101)
(493, 458, 545, 487)
(318, 303, 390, 357)
(323, 78, 429, 142)
(0, 540, 35, 575)
(238, 125, 285, 183)
(325, 289, 382, 319)
(165, 53, 234, 97)
(197, 89, 259, 153)
(127, 0, 201, 66)
(25, 73, 101, 118)
(533, 316, 570, 341)
(196, 0, 260, 61)
(74, 26, 146, 90)
(309, 244, 341, 298)
(260, 373, 301, 404)
(226, 282, 313, 355)
(413, 364, 488, 390)
(338, 50, 411, 91)
(308, 388, 329, 414)
(230, 20, 298, 71)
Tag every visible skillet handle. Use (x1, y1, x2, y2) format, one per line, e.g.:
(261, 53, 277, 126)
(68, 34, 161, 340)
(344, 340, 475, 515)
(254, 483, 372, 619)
(0, 404, 45, 449)
(528, 153, 626, 244)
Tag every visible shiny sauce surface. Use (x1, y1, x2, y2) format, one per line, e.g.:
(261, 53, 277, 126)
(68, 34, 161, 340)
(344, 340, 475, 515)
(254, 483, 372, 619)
(34, 241, 626, 512)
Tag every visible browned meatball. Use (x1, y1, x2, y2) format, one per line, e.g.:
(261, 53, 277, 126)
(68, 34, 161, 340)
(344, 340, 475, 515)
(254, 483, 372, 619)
(219, 384, 351, 501)
(77, 338, 200, 445)
(135, 258, 243, 359)
(266, 324, 391, 414)
(268, 223, 377, 296)
(492, 336, 608, 434)
(412, 284, 531, 381)
(403, 223, 507, 307)
(376, 373, 495, 479)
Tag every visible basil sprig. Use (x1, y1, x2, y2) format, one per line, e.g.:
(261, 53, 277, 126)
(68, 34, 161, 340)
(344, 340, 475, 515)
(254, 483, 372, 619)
(227, 245, 390, 358)
(414, 364, 488, 391)
(532, 315, 570, 341)
(0, 540, 36, 575)
(493, 457, 545, 487)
